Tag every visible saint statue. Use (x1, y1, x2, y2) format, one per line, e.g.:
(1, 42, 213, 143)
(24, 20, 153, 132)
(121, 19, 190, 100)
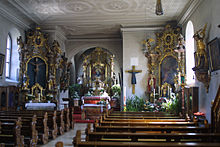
(192, 24, 208, 71)
(147, 74, 156, 92)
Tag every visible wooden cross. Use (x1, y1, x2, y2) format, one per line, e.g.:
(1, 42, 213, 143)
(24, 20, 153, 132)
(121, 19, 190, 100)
(125, 65, 142, 94)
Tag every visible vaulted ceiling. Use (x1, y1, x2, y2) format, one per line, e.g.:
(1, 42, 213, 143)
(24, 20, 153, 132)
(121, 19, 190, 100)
(3, 0, 200, 39)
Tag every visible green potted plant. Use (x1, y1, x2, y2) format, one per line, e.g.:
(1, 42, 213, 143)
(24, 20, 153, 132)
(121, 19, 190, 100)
(126, 95, 145, 112)
(69, 84, 81, 106)
(111, 84, 121, 98)
(110, 84, 121, 108)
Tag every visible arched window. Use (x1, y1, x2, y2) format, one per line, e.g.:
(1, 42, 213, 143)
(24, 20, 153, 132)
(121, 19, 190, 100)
(185, 21, 195, 85)
(5, 34, 12, 78)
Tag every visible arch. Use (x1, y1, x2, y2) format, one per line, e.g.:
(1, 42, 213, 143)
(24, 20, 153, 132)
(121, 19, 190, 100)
(185, 20, 195, 86)
(70, 45, 121, 85)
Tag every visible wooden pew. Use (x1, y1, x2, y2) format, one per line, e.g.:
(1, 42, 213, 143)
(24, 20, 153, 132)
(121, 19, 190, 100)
(74, 130, 220, 147)
(69, 107, 74, 129)
(98, 120, 196, 127)
(63, 108, 70, 132)
(86, 124, 220, 142)
(101, 114, 187, 122)
(23, 110, 58, 139)
(0, 117, 24, 146)
(0, 114, 38, 146)
(109, 111, 177, 117)
(106, 115, 182, 119)
(93, 122, 208, 133)
(0, 111, 49, 144)
(56, 110, 65, 135)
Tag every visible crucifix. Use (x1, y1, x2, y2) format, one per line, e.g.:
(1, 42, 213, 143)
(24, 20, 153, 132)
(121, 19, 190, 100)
(30, 57, 45, 83)
(125, 65, 142, 94)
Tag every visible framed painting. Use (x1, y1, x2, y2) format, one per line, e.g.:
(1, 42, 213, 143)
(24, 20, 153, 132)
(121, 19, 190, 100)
(0, 53, 5, 76)
(160, 56, 178, 86)
(208, 37, 220, 71)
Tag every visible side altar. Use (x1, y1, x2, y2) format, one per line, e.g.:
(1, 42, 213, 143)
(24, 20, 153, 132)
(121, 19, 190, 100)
(142, 24, 186, 114)
(17, 27, 71, 109)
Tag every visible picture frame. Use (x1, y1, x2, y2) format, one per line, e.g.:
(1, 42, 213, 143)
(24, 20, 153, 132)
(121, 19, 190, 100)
(207, 37, 220, 71)
(160, 56, 178, 86)
(0, 53, 5, 76)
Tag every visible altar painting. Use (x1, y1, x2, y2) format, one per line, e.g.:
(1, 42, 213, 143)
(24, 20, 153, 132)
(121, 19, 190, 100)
(160, 56, 178, 86)
(27, 57, 47, 88)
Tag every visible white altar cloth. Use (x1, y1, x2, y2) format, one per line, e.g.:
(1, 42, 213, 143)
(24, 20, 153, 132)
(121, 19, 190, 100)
(25, 103, 56, 110)
(81, 104, 111, 112)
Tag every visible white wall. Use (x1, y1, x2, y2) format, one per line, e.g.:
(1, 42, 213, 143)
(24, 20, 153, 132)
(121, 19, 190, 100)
(182, 0, 220, 122)
(122, 31, 154, 99)
(0, 15, 25, 86)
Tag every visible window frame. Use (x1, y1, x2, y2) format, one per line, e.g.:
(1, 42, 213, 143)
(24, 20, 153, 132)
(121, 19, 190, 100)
(5, 33, 12, 79)
(185, 20, 195, 86)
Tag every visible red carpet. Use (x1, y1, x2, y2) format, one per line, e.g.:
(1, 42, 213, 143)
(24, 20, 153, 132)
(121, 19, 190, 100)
(73, 108, 94, 123)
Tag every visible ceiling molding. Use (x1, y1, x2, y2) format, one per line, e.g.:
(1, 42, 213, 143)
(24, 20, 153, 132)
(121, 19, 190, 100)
(8, 0, 40, 24)
(40, 26, 67, 41)
(0, 4, 30, 29)
(120, 26, 164, 32)
(177, 0, 203, 25)
(67, 38, 122, 42)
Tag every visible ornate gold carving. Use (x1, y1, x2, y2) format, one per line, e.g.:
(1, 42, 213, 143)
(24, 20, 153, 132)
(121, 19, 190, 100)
(82, 47, 114, 94)
(161, 82, 171, 97)
(142, 24, 184, 96)
(193, 24, 210, 92)
(31, 83, 44, 101)
(17, 27, 69, 104)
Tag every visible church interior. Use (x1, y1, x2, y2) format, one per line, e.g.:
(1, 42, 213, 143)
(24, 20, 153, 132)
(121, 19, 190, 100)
(0, 0, 220, 146)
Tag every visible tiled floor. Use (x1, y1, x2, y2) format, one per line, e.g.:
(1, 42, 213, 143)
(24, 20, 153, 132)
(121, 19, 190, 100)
(39, 123, 88, 147)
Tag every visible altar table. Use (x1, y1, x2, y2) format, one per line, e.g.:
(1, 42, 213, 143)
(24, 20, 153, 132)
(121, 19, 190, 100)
(25, 102, 56, 110)
(81, 96, 111, 120)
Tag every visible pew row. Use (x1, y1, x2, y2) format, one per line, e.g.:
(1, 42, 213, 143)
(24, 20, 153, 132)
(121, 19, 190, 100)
(0, 111, 49, 144)
(74, 130, 220, 147)
(0, 117, 24, 146)
(0, 114, 38, 146)
(86, 124, 220, 142)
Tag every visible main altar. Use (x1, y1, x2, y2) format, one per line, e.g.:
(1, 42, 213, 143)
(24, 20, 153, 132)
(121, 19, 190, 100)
(79, 47, 115, 120)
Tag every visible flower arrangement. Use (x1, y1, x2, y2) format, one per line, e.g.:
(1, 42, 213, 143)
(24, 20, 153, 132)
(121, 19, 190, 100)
(69, 84, 81, 99)
(111, 84, 121, 97)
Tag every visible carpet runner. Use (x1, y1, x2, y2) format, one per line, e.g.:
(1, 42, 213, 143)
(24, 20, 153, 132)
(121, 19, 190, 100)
(73, 107, 94, 123)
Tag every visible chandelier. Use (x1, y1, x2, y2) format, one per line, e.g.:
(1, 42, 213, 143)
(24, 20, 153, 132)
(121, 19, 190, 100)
(155, 0, 163, 15)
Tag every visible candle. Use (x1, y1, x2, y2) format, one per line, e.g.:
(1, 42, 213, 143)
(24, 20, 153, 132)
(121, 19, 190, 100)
(153, 89, 156, 104)
(124, 87, 126, 111)
(124, 87, 126, 105)
(168, 86, 169, 98)
(158, 87, 160, 97)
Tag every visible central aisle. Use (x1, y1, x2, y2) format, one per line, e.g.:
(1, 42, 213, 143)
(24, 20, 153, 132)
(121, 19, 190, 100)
(39, 123, 88, 147)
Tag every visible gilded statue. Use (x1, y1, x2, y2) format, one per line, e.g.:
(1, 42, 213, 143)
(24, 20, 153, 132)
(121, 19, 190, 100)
(193, 24, 208, 71)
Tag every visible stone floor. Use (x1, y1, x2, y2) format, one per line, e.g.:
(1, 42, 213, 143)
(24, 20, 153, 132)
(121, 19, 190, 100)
(39, 123, 88, 147)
